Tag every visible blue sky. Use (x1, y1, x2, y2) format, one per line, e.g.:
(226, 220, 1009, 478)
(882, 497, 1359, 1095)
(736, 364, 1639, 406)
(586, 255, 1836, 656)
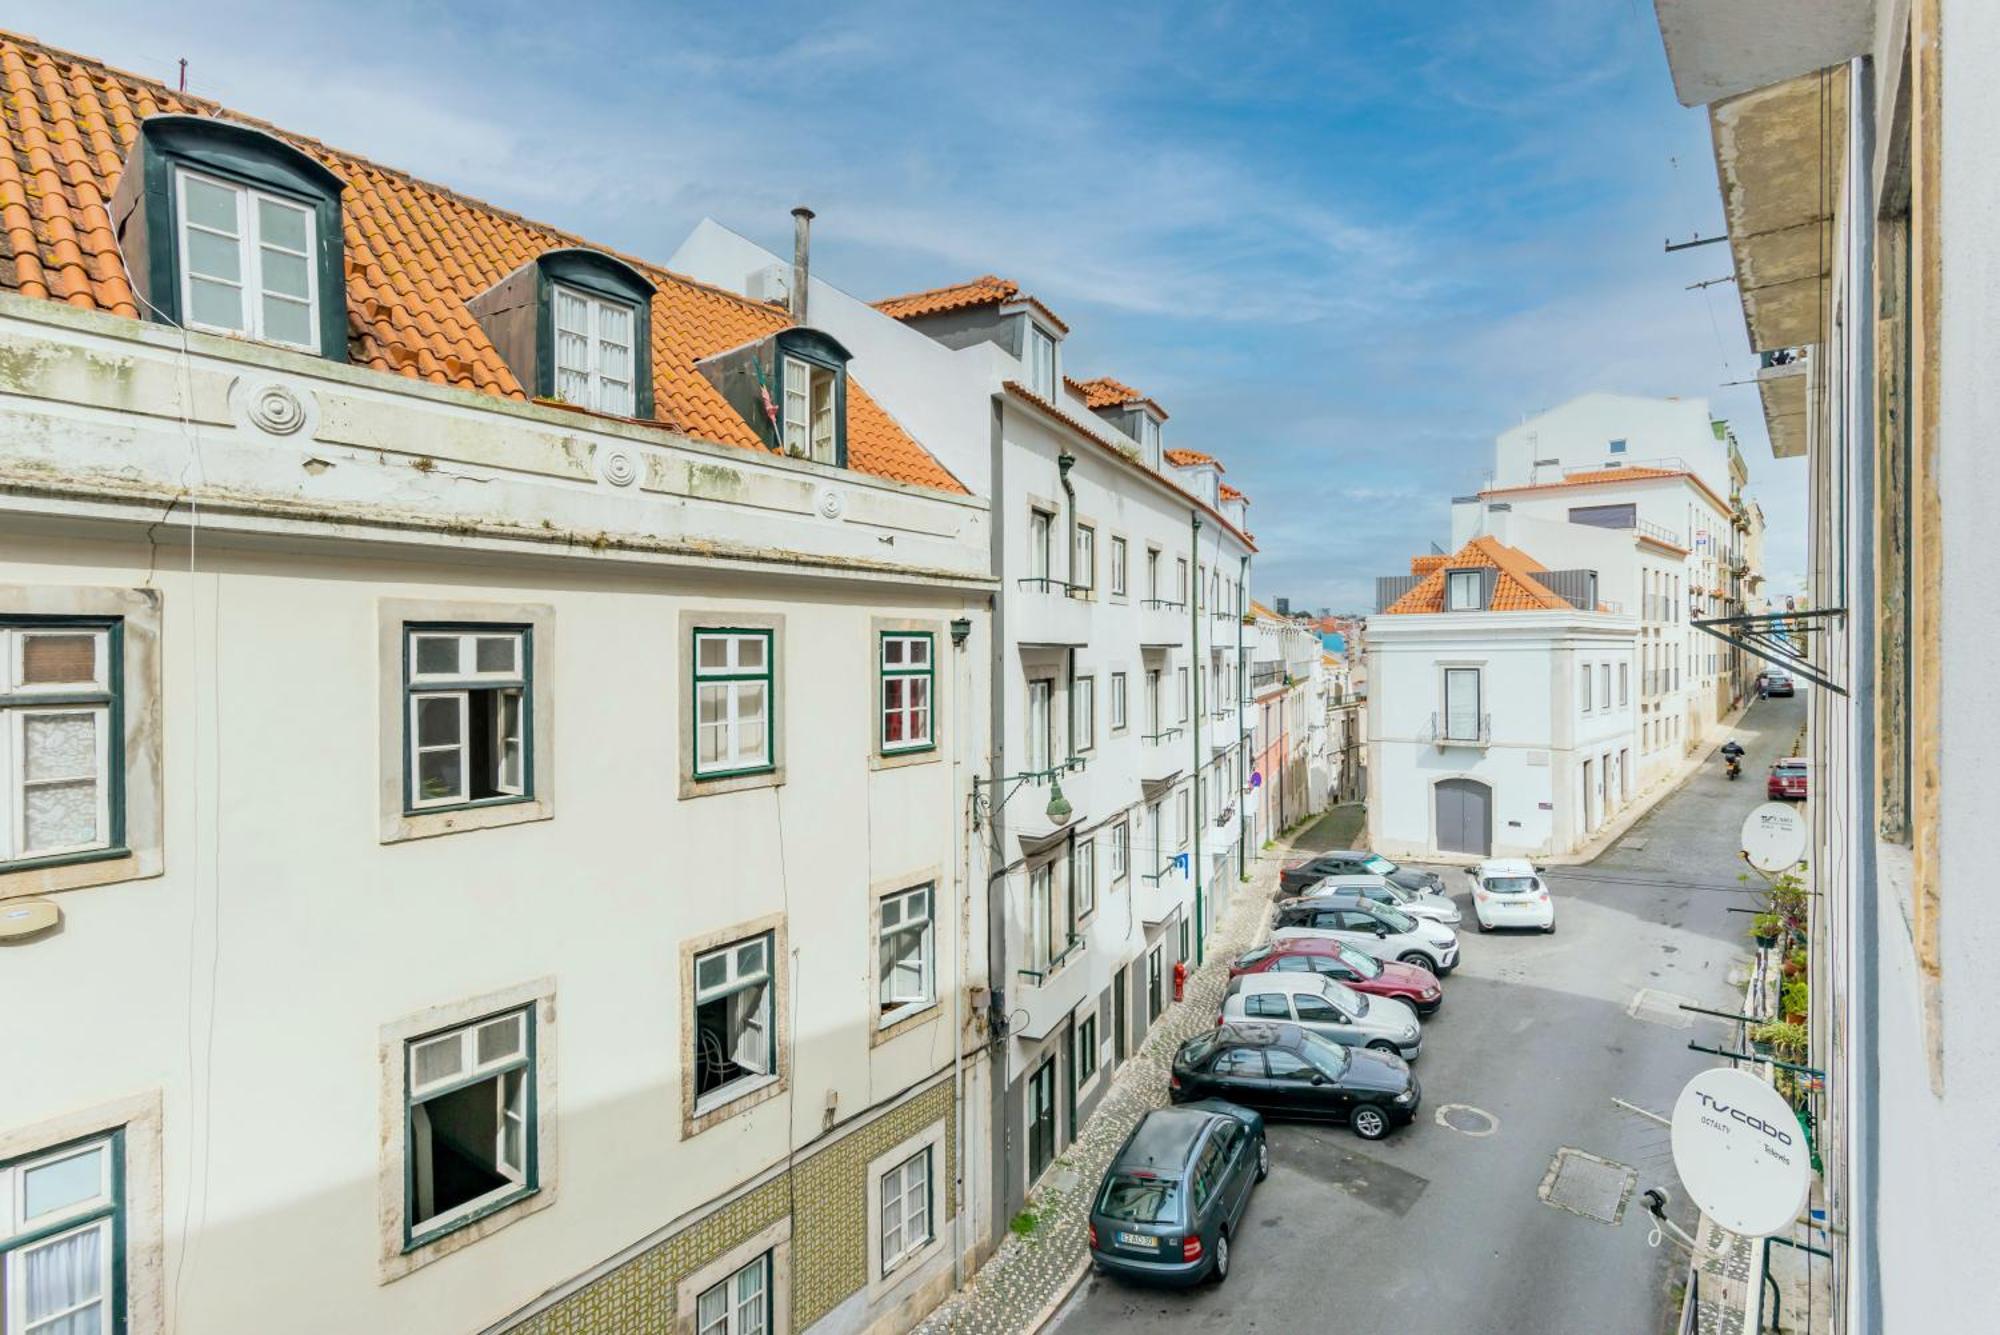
(52, 0, 1804, 610)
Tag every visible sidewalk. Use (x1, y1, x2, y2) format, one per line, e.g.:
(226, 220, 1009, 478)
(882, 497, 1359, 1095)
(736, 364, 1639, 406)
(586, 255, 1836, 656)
(912, 814, 1311, 1333)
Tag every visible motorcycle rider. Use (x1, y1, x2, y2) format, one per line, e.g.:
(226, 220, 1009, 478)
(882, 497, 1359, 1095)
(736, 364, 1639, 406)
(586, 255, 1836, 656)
(1720, 738, 1744, 779)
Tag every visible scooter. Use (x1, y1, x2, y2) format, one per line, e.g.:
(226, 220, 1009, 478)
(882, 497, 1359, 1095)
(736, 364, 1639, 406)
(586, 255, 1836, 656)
(1725, 757, 1742, 780)
(1720, 740, 1745, 781)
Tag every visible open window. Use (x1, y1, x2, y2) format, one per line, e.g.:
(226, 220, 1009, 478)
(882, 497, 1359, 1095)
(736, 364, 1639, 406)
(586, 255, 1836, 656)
(879, 885, 935, 1023)
(694, 933, 776, 1109)
(404, 626, 530, 812)
(467, 248, 656, 420)
(405, 1008, 535, 1244)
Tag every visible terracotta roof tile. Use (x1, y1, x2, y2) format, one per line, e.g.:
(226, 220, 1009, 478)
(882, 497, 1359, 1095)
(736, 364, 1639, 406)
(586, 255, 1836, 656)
(1066, 373, 1167, 420)
(1410, 554, 1449, 576)
(1163, 447, 1223, 473)
(873, 274, 1069, 335)
(1218, 482, 1245, 504)
(1384, 536, 1574, 614)
(0, 30, 965, 495)
(1479, 465, 1728, 514)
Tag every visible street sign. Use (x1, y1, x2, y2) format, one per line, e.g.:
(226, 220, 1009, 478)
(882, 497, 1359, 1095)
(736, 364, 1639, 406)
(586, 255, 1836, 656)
(1740, 802, 1807, 872)
(1670, 1067, 1812, 1237)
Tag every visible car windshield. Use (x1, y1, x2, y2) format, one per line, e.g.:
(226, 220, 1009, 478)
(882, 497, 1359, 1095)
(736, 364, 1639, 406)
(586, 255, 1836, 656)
(1361, 854, 1397, 875)
(1485, 876, 1537, 894)
(1297, 1030, 1352, 1077)
(1234, 946, 1273, 968)
(1776, 764, 1807, 776)
(1336, 943, 1383, 978)
(1372, 906, 1418, 934)
(1098, 1174, 1183, 1224)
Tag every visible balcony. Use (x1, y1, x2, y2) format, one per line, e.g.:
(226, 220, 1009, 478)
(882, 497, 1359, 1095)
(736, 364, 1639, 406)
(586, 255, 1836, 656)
(1422, 712, 1491, 750)
(1139, 597, 1188, 648)
(1014, 577, 1093, 647)
(1013, 933, 1089, 1040)
(1137, 855, 1191, 925)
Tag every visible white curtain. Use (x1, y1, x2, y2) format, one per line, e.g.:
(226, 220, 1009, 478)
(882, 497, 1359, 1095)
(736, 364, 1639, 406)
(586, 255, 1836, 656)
(20, 1221, 105, 1334)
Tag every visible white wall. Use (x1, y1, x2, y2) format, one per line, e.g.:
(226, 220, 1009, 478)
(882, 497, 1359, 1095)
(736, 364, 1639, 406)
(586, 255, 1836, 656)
(1494, 392, 1733, 496)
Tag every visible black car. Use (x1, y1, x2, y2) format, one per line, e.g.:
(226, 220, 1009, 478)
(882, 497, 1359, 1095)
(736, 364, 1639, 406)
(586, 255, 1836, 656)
(1279, 849, 1441, 898)
(1088, 1100, 1267, 1286)
(1171, 1022, 1420, 1140)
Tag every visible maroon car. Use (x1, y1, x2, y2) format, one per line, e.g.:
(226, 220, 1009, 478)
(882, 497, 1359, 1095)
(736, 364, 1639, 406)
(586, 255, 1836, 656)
(1229, 938, 1442, 1015)
(1768, 757, 1808, 801)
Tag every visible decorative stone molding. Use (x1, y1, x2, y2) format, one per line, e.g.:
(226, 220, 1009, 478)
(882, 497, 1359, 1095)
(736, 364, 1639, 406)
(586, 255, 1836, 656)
(244, 380, 308, 435)
(601, 449, 637, 486)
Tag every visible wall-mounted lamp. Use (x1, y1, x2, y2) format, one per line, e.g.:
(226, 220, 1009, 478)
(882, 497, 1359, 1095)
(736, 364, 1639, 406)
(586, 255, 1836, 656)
(950, 616, 972, 648)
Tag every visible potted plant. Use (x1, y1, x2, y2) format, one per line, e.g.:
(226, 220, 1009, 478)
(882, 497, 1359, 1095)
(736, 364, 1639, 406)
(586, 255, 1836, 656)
(1751, 1020, 1808, 1063)
(1782, 947, 1807, 979)
(1750, 913, 1782, 949)
(1782, 978, 1809, 1025)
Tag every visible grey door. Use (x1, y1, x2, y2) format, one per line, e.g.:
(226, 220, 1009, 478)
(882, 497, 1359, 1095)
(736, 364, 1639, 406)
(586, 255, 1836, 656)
(1435, 779, 1491, 855)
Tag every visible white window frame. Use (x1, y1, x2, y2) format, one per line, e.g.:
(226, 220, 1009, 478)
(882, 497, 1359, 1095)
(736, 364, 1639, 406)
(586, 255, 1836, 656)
(1137, 414, 1162, 468)
(1176, 787, 1191, 849)
(694, 629, 775, 778)
(878, 885, 935, 1023)
(1146, 670, 1162, 734)
(877, 1148, 933, 1278)
(1, 1132, 122, 1335)
(1072, 838, 1096, 919)
(1109, 671, 1128, 731)
(781, 356, 838, 463)
(693, 933, 778, 1113)
(1581, 663, 1594, 713)
(2, 623, 116, 866)
(1026, 679, 1054, 771)
(404, 1007, 535, 1243)
(1443, 667, 1482, 741)
(1178, 666, 1190, 723)
(696, 1251, 772, 1335)
(174, 166, 319, 351)
(1109, 537, 1128, 597)
(1110, 819, 1129, 883)
(1024, 323, 1058, 400)
(553, 283, 638, 416)
(1073, 677, 1095, 753)
(1446, 570, 1482, 611)
(1073, 524, 1095, 593)
(1027, 863, 1055, 972)
(1027, 510, 1053, 583)
(404, 627, 528, 812)
(879, 633, 934, 754)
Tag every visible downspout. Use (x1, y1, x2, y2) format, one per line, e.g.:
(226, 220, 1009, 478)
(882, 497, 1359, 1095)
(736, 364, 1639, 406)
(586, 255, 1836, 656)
(1845, 56, 1883, 1335)
(950, 598, 971, 1289)
(1237, 554, 1249, 881)
(984, 397, 1012, 1247)
(1190, 511, 1205, 963)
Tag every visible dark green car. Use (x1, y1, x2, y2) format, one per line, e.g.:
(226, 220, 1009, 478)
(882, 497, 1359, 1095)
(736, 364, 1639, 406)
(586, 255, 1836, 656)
(1087, 1100, 1267, 1286)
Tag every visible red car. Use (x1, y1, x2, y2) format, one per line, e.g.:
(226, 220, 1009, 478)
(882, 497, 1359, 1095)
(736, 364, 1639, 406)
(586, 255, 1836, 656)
(1229, 938, 1442, 1015)
(1768, 757, 1809, 800)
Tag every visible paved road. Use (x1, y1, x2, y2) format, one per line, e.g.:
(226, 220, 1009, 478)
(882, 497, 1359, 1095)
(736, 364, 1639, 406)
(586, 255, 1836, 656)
(1049, 696, 1806, 1335)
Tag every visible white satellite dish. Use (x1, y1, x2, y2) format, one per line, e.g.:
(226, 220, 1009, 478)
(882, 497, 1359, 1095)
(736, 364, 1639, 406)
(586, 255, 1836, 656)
(1670, 1067, 1812, 1237)
(1741, 802, 1807, 873)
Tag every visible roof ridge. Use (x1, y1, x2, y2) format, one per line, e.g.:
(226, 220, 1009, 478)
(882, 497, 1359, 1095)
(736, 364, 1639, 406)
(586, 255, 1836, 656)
(873, 274, 1012, 306)
(0, 30, 787, 325)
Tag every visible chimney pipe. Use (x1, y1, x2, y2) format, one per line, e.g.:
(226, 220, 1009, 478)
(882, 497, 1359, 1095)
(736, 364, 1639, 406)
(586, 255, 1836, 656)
(791, 206, 814, 326)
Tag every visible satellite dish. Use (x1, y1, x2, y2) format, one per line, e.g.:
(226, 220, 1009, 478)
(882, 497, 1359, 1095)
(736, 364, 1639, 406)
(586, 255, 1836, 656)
(1741, 802, 1806, 872)
(1670, 1067, 1812, 1237)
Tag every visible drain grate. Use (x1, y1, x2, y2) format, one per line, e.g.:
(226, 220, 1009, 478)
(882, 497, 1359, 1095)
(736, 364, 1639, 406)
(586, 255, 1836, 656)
(1538, 1148, 1637, 1225)
(1626, 988, 1697, 1028)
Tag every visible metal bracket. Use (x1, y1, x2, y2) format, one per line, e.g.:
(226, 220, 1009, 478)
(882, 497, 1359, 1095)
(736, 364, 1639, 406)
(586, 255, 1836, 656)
(1691, 608, 1848, 697)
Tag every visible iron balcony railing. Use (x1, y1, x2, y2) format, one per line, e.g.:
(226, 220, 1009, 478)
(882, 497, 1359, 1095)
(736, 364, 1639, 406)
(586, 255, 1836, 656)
(1140, 596, 1187, 611)
(1422, 712, 1491, 748)
(1636, 518, 1683, 547)
(1017, 933, 1085, 985)
(1251, 662, 1284, 690)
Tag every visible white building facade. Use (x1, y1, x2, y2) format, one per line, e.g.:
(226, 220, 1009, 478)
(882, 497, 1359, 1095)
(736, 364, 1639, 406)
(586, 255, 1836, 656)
(1367, 539, 1637, 860)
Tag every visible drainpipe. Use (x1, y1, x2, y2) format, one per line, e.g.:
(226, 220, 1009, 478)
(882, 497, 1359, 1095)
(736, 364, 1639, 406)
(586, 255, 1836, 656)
(1190, 511, 1205, 963)
(1238, 554, 1249, 881)
(984, 398, 1012, 1246)
(790, 206, 814, 325)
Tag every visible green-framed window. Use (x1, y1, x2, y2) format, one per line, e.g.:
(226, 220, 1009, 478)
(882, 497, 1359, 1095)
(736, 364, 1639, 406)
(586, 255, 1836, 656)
(1, 1129, 127, 1335)
(404, 1006, 537, 1248)
(693, 932, 777, 1110)
(1076, 1012, 1099, 1086)
(693, 629, 775, 778)
(402, 625, 532, 814)
(1, 616, 125, 871)
(879, 633, 934, 754)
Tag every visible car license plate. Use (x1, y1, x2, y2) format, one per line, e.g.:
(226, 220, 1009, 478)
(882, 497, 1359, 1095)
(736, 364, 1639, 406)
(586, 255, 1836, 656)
(1117, 1231, 1160, 1249)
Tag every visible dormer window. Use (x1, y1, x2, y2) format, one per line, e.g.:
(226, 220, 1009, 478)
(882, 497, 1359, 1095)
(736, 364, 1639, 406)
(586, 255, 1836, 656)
(113, 116, 348, 360)
(1137, 416, 1162, 469)
(1446, 570, 1484, 611)
(1024, 323, 1058, 400)
(553, 285, 636, 415)
(783, 356, 838, 463)
(468, 248, 655, 420)
(695, 327, 851, 468)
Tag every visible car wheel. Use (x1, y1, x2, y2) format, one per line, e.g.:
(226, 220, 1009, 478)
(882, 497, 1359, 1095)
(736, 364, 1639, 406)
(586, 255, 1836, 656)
(1255, 1139, 1270, 1181)
(1352, 1106, 1391, 1140)
(1367, 1039, 1399, 1054)
(1398, 951, 1433, 969)
(1477, 921, 1492, 933)
(1544, 922, 1557, 934)
(1210, 1230, 1231, 1283)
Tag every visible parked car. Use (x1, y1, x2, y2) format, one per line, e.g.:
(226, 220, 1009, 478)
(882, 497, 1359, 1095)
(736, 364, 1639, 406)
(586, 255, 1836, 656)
(1768, 757, 1809, 800)
(1171, 1022, 1420, 1140)
(1764, 672, 1796, 697)
(1230, 938, 1442, 1015)
(1465, 857, 1556, 933)
(1271, 899, 1461, 974)
(1291, 874, 1462, 927)
(1088, 1100, 1267, 1286)
(1221, 972, 1422, 1060)
(1279, 849, 1443, 898)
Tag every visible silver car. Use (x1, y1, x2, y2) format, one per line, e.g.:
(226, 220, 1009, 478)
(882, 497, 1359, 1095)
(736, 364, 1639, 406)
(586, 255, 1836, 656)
(1219, 973, 1422, 1060)
(1294, 873, 1462, 927)
(1272, 900, 1462, 975)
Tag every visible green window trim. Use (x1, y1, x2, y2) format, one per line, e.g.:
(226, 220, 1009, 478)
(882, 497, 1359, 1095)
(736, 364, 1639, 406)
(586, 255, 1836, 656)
(0, 1128, 129, 1335)
(692, 627, 777, 780)
(879, 632, 936, 756)
(400, 622, 535, 817)
(126, 114, 348, 361)
(401, 1006, 539, 1252)
(532, 249, 656, 420)
(772, 329, 851, 468)
(1, 615, 127, 874)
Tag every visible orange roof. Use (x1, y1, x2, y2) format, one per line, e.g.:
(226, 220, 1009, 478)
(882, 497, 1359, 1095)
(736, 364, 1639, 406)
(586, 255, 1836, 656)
(1164, 448, 1223, 473)
(872, 274, 1070, 336)
(1068, 374, 1168, 420)
(0, 31, 964, 494)
(1410, 554, 1449, 576)
(1219, 482, 1246, 504)
(1480, 465, 1728, 515)
(1383, 536, 1574, 614)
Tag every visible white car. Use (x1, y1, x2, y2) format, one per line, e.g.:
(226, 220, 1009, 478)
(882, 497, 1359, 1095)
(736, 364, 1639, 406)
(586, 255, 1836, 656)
(1271, 900, 1461, 975)
(1220, 972, 1423, 1061)
(1467, 858, 1556, 933)
(1294, 873, 1463, 927)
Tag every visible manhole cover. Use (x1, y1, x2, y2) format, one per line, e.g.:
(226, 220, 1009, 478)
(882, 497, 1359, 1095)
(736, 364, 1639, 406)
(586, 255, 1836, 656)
(1538, 1148, 1636, 1225)
(1435, 1103, 1499, 1136)
(1626, 988, 1697, 1028)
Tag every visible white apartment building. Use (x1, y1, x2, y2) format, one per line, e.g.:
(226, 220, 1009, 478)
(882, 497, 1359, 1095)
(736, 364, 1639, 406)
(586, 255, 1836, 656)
(1367, 538, 1637, 859)
(0, 36, 994, 1335)
(1654, 2, 1996, 1328)
(1452, 393, 1760, 777)
(669, 226, 1258, 1240)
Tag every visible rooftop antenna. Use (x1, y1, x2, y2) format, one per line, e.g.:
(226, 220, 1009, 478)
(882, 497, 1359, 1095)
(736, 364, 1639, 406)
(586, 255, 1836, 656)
(177, 58, 187, 93)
